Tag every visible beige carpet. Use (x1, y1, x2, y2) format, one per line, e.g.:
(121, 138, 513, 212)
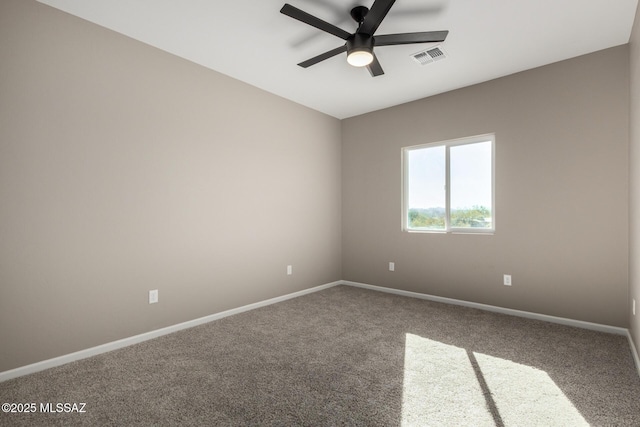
(1, 285, 639, 426)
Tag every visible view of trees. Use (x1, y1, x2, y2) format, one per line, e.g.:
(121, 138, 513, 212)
(408, 206, 492, 229)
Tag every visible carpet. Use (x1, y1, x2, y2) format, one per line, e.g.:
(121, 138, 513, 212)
(1, 285, 639, 426)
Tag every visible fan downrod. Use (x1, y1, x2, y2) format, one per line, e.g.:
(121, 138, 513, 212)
(350, 6, 369, 24)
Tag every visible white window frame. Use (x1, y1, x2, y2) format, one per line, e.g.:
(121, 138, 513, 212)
(402, 134, 495, 234)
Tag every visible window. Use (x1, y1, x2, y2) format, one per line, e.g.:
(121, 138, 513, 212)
(403, 134, 494, 233)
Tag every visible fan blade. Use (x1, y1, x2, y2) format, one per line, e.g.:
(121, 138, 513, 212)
(375, 31, 448, 46)
(367, 54, 384, 77)
(281, 4, 351, 40)
(359, 0, 396, 36)
(298, 44, 347, 68)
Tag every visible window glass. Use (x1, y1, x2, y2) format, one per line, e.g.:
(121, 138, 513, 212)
(407, 145, 446, 230)
(450, 141, 492, 230)
(404, 135, 494, 233)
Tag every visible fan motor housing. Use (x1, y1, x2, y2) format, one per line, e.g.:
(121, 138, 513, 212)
(347, 33, 374, 54)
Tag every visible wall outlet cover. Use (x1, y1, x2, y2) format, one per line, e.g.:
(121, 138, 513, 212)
(149, 289, 158, 304)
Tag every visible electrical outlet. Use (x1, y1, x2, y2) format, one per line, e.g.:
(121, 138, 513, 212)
(389, 262, 395, 272)
(503, 275, 512, 286)
(149, 289, 158, 304)
(287, 265, 292, 275)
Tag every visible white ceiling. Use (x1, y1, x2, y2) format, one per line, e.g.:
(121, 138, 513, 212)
(37, 0, 638, 119)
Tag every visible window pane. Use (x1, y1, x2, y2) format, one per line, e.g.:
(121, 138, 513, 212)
(450, 141, 492, 229)
(407, 145, 446, 230)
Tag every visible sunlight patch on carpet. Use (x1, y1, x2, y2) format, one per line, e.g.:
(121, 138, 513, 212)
(474, 352, 588, 426)
(401, 334, 494, 426)
(401, 334, 588, 426)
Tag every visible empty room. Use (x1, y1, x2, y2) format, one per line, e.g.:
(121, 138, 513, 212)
(2, 0, 640, 425)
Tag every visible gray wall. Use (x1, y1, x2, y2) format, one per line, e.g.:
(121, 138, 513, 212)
(342, 46, 630, 327)
(630, 5, 640, 357)
(0, 0, 342, 372)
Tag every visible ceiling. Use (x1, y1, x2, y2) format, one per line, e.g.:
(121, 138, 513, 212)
(37, 0, 638, 119)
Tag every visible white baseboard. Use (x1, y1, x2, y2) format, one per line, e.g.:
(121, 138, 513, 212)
(341, 280, 629, 336)
(0, 281, 342, 383)
(2, 279, 635, 382)
(628, 332, 640, 377)
(344, 280, 638, 377)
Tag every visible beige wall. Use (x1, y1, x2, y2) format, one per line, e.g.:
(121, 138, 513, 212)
(0, 0, 342, 372)
(342, 46, 630, 327)
(630, 5, 640, 356)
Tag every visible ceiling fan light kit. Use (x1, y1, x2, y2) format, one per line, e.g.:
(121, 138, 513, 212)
(346, 34, 374, 67)
(280, 0, 448, 77)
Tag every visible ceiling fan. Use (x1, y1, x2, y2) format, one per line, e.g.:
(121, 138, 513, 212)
(280, 0, 449, 77)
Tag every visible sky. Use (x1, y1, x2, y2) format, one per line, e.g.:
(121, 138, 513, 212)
(407, 141, 492, 211)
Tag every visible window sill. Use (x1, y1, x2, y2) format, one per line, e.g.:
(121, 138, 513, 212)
(405, 229, 495, 235)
